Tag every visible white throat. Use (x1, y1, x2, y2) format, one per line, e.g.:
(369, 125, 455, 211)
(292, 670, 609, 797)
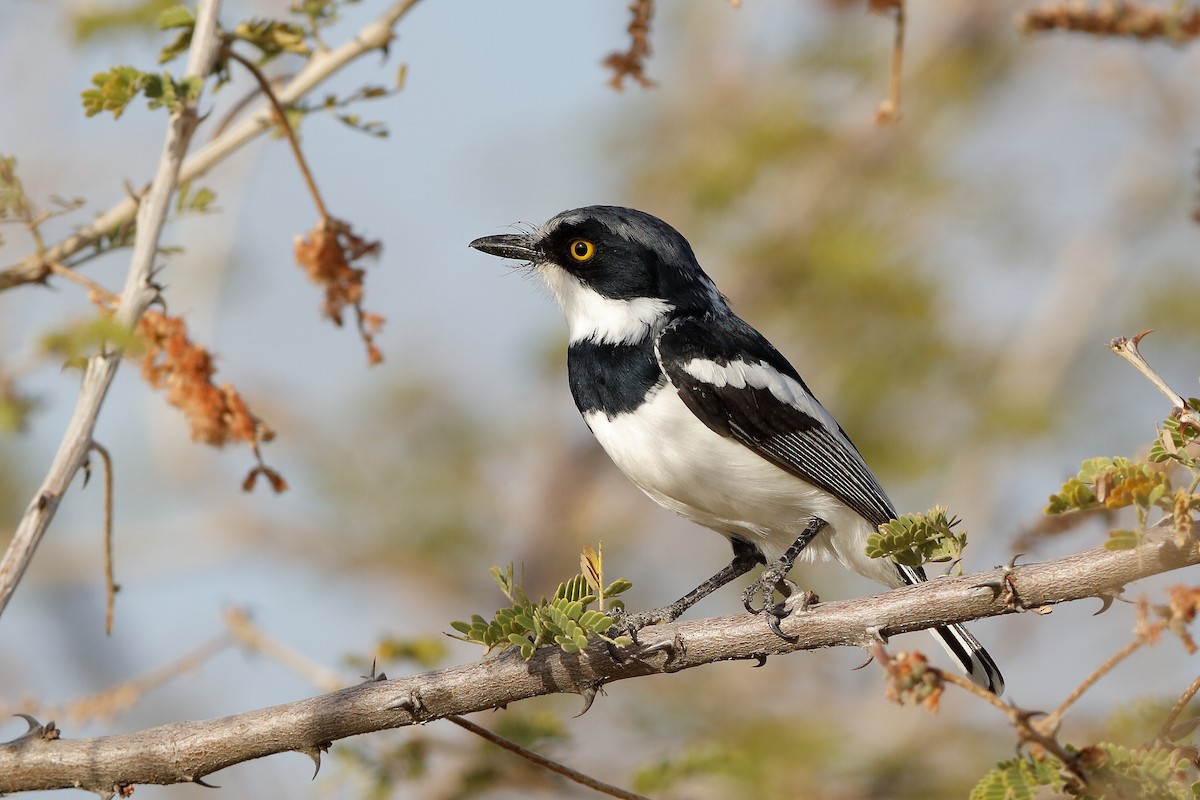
(539, 265, 673, 345)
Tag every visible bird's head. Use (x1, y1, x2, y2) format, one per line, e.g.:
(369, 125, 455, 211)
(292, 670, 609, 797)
(470, 205, 727, 345)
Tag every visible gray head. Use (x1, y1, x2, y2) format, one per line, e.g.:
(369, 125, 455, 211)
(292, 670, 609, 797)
(470, 206, 727, 344)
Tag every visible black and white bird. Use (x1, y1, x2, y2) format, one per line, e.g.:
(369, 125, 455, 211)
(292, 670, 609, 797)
(470, 205, 1004, 694)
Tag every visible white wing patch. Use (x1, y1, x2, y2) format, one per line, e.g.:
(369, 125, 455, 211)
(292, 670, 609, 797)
(680, 357, 841, 433)
(538, 265, 673, 345)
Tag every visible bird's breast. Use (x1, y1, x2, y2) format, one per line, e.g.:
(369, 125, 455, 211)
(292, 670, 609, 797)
(567, 339, 665, 418)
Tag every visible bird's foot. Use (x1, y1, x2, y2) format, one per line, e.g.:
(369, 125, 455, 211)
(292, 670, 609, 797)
(742, 570, 818, 643)
(604, 605, 680, 661)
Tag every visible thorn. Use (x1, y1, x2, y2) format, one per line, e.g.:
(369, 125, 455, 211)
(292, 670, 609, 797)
(1007, 553, 1026, 569)
(299, 744, 329, 779)
(575, 685, 602, 718)
(1099, 592, 1123, 618)
(15, 713, 42, 733)
(941, 558, 963, 578)
(82, 456, 92, 488)
(851, 652, 876, 671)
(972, 580, 1004, 599)
(750, 653, 768, 668)
(191, 776, 219, 788)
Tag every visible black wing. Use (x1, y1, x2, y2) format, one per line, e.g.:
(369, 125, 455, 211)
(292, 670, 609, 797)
(655, 312, 897, 529)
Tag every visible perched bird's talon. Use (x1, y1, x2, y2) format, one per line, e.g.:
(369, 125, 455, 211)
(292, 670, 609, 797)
(766, 608, 799, 643)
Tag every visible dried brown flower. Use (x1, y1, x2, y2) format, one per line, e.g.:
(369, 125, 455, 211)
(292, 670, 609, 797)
(293, 216, 385, 364)
(604, 0, 656, 90)
(136, 310, 284, 492)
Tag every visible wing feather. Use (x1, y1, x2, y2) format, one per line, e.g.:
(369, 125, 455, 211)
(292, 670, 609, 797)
(656, 312, 896, 529)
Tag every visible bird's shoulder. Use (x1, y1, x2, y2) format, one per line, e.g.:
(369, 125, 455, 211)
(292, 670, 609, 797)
(654, 311, 896, 528)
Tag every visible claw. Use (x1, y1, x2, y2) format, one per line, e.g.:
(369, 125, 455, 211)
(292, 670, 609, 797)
(766, 609, 799, 643)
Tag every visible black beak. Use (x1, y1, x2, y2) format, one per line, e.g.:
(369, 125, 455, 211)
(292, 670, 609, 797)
(469, 233, 539, 262)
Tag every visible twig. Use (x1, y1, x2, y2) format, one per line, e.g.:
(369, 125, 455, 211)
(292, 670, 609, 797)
(2, 521, 1196, 794)
(223, 49, 330, 221)
(1158, 671, 1200, 744)
(222, 607, 344, 692)
(1040, 637, 1145, 735)
(0, 0, 224, 620)
(87, 442, 118, 635)
(1110, 331, 1200, 429)
(0, 0, 423, 293)
(46, 262, 119, 310)
(446, 715, 650, 800)
(3, 630, 234, 725)
(874, 0, 906, 125)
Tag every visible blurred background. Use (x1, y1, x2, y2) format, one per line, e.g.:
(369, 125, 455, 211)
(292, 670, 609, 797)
(2, 1, 1200, 797)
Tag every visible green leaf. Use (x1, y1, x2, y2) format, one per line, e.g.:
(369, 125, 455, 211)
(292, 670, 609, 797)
(81, 65, 145, 119)
(866, 506, 967, 567)
(604, 578, 633, 596)
(156, 4, 193, 29)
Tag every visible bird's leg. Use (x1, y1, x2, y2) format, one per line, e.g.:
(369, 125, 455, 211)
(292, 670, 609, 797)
(612, 538, 763, 644)
(741, 517, 828, 643)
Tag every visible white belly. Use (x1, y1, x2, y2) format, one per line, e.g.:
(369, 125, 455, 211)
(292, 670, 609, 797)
(583, 386, 902, 588)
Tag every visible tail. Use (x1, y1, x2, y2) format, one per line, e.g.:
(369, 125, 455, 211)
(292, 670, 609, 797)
(896, 564, 1005, 695)
(930, 622, 1005, 695)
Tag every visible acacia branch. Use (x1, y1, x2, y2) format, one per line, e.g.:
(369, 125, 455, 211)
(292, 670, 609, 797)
(0, 0, 224, 618)
(3, 523, 1196, 795)
(0, 0, 422, 293)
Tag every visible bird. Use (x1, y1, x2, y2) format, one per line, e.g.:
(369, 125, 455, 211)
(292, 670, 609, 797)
(469, 205, 1004, 694)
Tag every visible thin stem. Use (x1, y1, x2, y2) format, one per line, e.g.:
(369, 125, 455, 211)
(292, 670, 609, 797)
(887, 1, 906, 120)
(1042, 637, 1144, 735)
(224, 48, 330, 221)
(88, 442, 117, 635)
(47, 262, 119, 309)
(446, 715, 651, 800)
(1110, 332, 1200, 428)
(1157, 671, 1200, 744)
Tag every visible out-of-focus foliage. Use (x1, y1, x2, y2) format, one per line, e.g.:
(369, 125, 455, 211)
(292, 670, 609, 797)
(632, 711, 999, 799)
(310, 382, 500, 569)
(1045, 413, 1200, 550)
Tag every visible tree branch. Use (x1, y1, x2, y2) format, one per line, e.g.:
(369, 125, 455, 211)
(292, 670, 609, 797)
(0, 0, 223, 618)
(0, 0, 423, 293)
(2, 523, 1196, 795)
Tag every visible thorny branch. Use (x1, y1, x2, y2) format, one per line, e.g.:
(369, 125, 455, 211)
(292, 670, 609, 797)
(2, 521, 1196, 794)
(225, 608, 650, 800)
(0, 0, 223, 619)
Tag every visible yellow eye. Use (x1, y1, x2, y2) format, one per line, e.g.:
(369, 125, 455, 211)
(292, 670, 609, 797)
(568, 238, 596, 263)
